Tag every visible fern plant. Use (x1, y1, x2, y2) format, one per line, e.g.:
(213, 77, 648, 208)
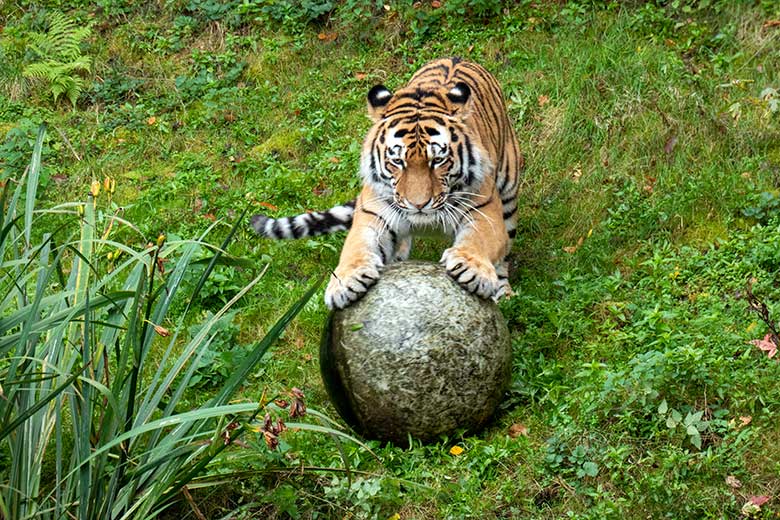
(22, 12, 92, 106)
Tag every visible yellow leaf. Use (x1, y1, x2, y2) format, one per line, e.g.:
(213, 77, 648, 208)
(449, 445, 464, 456)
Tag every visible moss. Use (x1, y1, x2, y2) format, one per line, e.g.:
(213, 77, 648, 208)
(248, 129, 304, 161)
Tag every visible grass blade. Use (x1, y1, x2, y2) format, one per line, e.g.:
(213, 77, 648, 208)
(24, 124, 46, 248)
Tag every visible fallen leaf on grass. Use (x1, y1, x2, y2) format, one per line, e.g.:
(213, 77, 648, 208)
(257, 201, 279, 211)
(763, 20, 780, 29)
(537, 94, 550, 106)
(312, 181, 332, 197)
(664, 134, 678, 155)
(355, 72, 367, 80)
(749, 334, 778, 358)
(317, 32, 338, 42)
(749, 495, 770, 507)
(431, 0, 442, 7)
(146, 116, 157, 125)
(739, 415, 752, 426)
(644, 175, 657, 194)
(725, 475, 742, 488)
(449, 445, 464, 456)
(563, 236, 584, 254)
(508, 423, 529, 438)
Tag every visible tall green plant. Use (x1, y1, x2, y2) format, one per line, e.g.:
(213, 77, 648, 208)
(0, 125, 338, 519)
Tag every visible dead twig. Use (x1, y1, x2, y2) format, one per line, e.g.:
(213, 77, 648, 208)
(745, 278, 780, 348)
(181, 486, 207, 520)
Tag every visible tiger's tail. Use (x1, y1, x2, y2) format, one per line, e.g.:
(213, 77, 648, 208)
(250, 199, 356, 239)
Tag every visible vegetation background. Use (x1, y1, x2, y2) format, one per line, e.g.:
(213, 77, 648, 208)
(2, 0, 780, 518)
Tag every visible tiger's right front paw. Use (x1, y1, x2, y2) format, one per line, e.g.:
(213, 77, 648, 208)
(325, 264, 381, 310)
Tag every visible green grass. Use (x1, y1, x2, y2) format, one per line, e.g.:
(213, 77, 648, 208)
(2, 0, 780, 518)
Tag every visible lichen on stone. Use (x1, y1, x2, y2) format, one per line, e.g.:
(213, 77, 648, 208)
(321, 261, 511, 444)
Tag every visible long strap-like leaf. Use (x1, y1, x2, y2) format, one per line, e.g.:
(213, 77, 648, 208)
(24, 124, 46, 248)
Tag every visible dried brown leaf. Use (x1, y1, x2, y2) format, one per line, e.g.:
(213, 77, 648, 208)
(750, 334, 778, 358)
(725, 475, 742, 488)
(508, 423, 529, 438)
(664, 134, 678, 155)
(749, 495, 770, 507)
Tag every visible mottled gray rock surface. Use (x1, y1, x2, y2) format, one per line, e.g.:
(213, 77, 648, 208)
(321, 261, 511, 444)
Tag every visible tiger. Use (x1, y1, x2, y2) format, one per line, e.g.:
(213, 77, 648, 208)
(251, 57, 523, 310)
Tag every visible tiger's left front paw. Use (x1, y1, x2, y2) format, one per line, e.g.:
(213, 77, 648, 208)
(440, 247, 499, 300)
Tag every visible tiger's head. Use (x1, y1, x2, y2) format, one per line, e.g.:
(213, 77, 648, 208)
(360, 81, 490, 224)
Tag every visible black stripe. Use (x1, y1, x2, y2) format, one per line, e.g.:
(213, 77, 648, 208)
(497, 171, 508, 193)
(361, 207, 388, 228)
(459, 195, 494, 224)
(508, 229, 517, 239)
(271, 219, 282, 238)
(501, 172, 519, 196)
(449, 263, 467, 276)
(463, 134, 476, 185)
(503, 206, 517, 220)
(456, 142, 466, 181)
(459, 273, 476, 285)
(461, 63, 504, 105)
(290, 219, 302, 238)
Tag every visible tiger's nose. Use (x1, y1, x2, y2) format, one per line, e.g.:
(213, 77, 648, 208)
(409, 198, 431, 210)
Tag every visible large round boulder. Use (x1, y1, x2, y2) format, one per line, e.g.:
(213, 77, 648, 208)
(320, 261, 511, 444)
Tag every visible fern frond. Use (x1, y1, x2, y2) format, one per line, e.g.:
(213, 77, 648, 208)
(21, 11, 92, 107)
(27, 12, 92, 63)
(22, 62, 58, 81)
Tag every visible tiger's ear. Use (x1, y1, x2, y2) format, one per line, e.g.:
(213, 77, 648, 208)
(446, 82, 472, 118)
(367, 85, 393, 121)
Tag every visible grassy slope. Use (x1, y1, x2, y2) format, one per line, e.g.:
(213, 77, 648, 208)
(2, 1, 780, 518)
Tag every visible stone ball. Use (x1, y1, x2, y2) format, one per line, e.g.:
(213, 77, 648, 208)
(320, 261, 511, 444)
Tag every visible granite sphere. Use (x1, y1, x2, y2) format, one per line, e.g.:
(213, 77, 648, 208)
(320, 261, 511, 444)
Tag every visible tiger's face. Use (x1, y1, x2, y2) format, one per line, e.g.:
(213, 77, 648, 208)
(360, 82, 488, 225)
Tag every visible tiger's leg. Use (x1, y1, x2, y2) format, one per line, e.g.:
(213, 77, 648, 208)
(494, 260, 511, 300)
(496, 180, 519, 299)
(441, 193, 508, 300)
(325, 188, 402, 309)
(394, 234, 412, 261)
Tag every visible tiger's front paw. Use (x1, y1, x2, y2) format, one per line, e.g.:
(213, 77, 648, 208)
(325, 263, 381, 310)
(440, 247, 499, 300)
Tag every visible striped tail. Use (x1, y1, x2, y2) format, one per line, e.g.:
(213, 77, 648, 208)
(250, 199, 356, 239)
